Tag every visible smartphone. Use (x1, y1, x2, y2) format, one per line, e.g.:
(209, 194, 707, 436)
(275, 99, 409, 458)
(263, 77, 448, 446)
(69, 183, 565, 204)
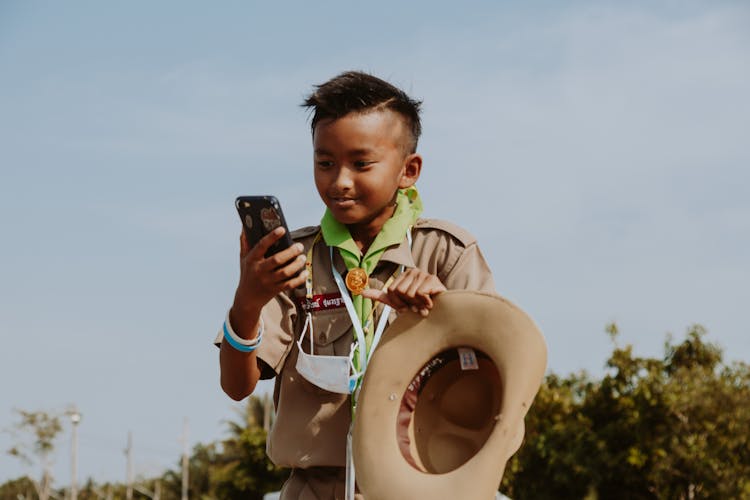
(235, 195, 295, 258)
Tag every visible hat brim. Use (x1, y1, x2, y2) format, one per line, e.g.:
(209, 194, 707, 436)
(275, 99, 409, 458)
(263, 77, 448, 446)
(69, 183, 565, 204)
(353, 290, 547, 500)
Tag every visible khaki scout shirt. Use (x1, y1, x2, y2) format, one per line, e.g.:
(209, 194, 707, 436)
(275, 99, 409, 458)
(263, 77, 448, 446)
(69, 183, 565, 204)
(244, 219, 495, 469)
(217, 218, 495, 473)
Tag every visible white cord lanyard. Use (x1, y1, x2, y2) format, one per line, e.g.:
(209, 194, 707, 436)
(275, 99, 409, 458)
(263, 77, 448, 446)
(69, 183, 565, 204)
(330, 228, 413, 384)
(335, 228, 412, 500)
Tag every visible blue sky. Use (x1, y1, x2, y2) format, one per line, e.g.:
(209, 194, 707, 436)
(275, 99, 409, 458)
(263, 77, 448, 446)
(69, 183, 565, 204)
(1, 0, 748, 487)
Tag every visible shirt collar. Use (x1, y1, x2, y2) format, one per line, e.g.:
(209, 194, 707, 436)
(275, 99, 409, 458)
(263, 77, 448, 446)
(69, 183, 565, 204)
(378, 234, 415, 268)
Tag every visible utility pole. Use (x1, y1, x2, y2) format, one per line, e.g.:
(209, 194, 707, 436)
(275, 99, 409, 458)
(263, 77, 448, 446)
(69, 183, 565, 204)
(68, 407, 82, 500)
(125, 431, 133, 500)
(133, 480, 161, 500)
(179, 418, 189, 500)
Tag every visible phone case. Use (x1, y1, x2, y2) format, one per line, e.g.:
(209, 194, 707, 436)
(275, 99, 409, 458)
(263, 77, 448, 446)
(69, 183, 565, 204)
(235, 195, 294, 258)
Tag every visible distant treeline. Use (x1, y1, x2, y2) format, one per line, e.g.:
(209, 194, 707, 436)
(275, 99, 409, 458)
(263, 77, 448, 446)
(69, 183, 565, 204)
(3, 325, 748, 499)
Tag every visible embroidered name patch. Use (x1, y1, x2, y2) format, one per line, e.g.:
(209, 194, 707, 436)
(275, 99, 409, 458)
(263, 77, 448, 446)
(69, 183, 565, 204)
(298, 293, 346, 312)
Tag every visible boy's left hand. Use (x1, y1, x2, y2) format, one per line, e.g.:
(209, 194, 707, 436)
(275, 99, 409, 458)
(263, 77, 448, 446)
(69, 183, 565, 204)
(361, 268, 446, 317)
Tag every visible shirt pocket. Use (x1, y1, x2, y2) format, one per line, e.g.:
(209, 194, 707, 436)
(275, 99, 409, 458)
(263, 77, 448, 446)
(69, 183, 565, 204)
(309, 309, 353, 356)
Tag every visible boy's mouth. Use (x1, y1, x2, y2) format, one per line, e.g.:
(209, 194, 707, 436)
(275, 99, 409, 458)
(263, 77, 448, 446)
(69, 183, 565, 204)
(330, 197, 357, 208)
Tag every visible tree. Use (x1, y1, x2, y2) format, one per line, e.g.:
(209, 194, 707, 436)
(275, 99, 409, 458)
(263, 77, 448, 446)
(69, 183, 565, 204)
(0, 476, 36, 500)
(161, 442, 221, 500)
(501, 325, 750, 499)
(158, 394, 285, 500)
(211, 395, 286, 499)
(0, 395, 328, 497)
(6, 409, 63, 500)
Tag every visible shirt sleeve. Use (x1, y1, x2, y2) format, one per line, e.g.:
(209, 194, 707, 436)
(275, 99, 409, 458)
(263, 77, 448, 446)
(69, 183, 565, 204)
(441, 241, 496, 293)
(256, 292, 297, 378)
(213, 291, 297, 380)
(412, 219, 496, 294)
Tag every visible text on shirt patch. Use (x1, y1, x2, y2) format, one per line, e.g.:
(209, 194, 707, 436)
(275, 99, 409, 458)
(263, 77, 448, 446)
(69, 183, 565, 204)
(298, 293, 346, 312)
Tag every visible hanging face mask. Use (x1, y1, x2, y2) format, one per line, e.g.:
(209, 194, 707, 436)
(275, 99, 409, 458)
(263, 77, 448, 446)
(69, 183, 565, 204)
(294, 231, 407, 397)
(296, 313, 361, 394)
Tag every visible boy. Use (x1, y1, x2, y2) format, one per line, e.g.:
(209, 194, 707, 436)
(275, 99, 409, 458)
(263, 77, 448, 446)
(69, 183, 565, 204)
(217, 71, 495, 499)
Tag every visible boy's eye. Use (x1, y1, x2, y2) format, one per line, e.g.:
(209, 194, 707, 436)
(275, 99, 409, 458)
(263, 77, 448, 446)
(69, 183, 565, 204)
(316, 160, 334, 168)
(353, 160, 373, 168)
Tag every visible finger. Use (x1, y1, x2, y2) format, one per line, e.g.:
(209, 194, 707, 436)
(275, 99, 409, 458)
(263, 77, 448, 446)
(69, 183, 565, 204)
(405, 272, 430, 298)
(391, 270, 419, 298)
(362, 288, 409, 311)
(395, 292, 429, 312)
(360, 288, 391, 306)
(426, 281, 448, 305)
(418, 293, 434, 310)
(272, 253, 307, 282)
(240, 230, 250, 258)
(249, 226, 287, 260)
(282, 269, 309, 291)
(413, 276, 446, 306)
(387, 293, 425, 313)
(393, 275, 431, 309)
(265, 242, 305, 271)
(383, 288, 411, 311)
(415, 286, 438, 309)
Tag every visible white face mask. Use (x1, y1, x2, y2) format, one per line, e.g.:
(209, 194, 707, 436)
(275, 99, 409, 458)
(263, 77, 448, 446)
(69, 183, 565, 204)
(295, 313, 361, 394)
(295, 234, 408, 396)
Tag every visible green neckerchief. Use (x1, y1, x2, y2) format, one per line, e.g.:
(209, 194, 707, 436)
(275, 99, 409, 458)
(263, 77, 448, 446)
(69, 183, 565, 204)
(320, 187, 423, 365)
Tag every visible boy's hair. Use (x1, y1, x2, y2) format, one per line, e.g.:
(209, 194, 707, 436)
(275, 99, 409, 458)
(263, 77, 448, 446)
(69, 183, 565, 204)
(302, 71, 422, 153)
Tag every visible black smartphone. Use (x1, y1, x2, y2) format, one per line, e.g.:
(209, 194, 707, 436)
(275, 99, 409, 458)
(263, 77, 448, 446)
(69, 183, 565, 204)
(235, 195, 294, 258)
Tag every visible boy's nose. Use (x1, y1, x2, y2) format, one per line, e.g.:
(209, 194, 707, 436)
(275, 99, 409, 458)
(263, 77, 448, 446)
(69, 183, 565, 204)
(332, 167, 354, 190)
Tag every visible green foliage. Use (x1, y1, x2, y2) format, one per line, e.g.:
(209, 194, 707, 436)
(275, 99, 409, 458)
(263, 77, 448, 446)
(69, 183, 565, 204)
(502, 325, 750, 499)
(211, 424, 286, 499)
(0, 476, 36, 500)
(3, 329, 746, 499)
(6, 409, 62, 466)
(161, 442, 221, 499)
(210, 395, 286, 499)
(5, 409, 63, 500)
(158, 395, 286, 500)
(1, 397, 284, 500)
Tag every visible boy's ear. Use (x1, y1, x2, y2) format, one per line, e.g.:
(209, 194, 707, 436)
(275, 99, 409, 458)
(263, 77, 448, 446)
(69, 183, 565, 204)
(398, 153, 422, 189)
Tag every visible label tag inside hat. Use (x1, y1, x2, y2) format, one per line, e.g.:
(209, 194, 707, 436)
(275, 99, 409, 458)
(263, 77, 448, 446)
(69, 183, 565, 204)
(457, 347, 479, 371)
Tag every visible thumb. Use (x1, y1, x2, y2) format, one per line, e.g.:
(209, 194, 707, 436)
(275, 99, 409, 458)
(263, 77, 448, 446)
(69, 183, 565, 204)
(360, 288, 389, 304)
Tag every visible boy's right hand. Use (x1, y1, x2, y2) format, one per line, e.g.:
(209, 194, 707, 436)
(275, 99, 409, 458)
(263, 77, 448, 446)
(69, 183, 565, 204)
(231, 227, 307, 325)
(223, 228, 304, 399)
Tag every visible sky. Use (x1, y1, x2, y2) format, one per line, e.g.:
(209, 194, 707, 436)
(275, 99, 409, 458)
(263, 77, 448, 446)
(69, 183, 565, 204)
(1, 0, 748, 488)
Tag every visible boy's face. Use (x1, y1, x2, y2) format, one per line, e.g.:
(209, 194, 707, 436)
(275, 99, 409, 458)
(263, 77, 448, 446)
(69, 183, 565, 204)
(313, 109, 421, 232)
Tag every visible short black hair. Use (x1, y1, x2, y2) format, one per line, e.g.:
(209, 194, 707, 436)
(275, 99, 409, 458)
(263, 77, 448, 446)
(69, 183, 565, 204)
(302, 71, 422, 153)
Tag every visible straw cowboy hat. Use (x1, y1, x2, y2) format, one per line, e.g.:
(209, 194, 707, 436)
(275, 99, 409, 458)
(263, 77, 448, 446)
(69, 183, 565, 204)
(353, 290, 547, 500)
